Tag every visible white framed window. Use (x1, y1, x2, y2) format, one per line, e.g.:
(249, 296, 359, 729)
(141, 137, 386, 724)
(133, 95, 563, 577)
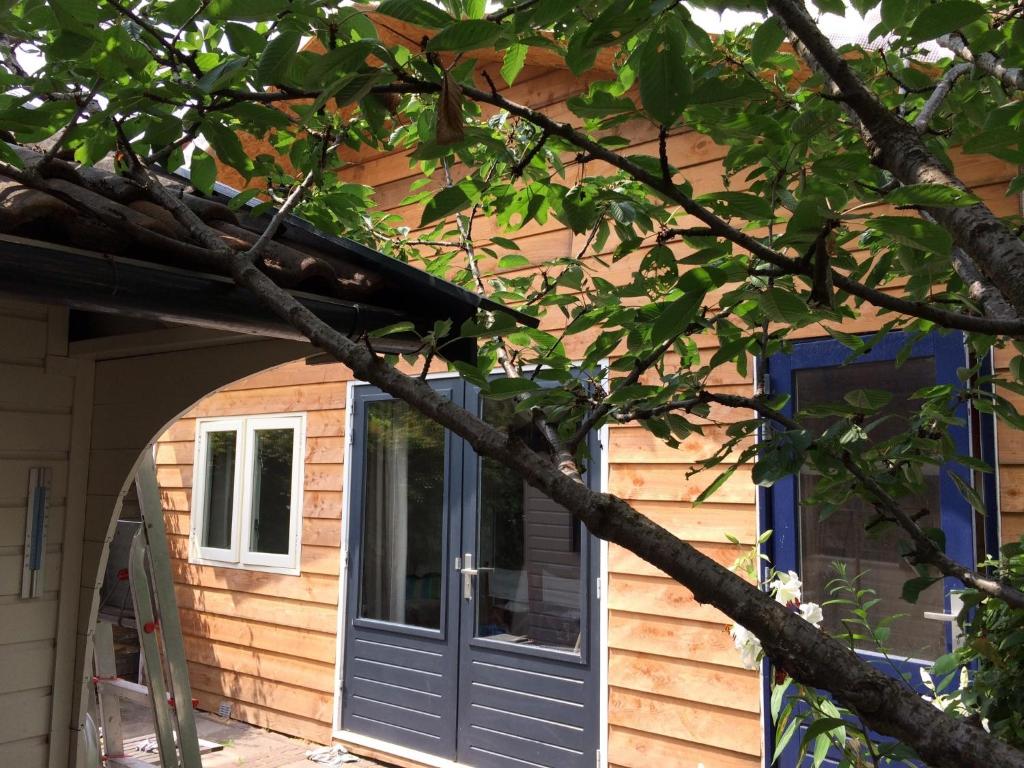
(190, 414, 305, 574)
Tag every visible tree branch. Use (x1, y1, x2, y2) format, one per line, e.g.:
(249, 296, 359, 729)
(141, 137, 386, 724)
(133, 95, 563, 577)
(913, 63, 972, 133)
(656, 226, 717, 243)
(768, 0, 1024, 320)
(938, 33, 1024, 92)
(246, 165, 319, 262)
(105, 0, 202, 77)
(485, 0, 540, 23)
(424, 74, 1024, 336)
(565, 334, 679, 454)
(128, 155, 1024, 767)
(837, 452, 1024, 610)
(624, 388, 1024, 611)
(149, 68, 1024, 335)
(41, 79, 102, 166)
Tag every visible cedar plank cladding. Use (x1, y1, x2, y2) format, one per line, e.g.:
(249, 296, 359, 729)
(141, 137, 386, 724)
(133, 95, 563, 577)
(160, 57, 1021, 767)
(157, 359, 351, 745)
(0, 301, 76, 768)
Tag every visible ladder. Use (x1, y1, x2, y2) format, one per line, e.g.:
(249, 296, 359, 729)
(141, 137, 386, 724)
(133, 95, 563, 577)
(90, 455, 204, 768)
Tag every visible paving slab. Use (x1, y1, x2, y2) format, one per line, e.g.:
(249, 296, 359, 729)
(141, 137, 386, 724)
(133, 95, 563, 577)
(115, 699, 383, 768)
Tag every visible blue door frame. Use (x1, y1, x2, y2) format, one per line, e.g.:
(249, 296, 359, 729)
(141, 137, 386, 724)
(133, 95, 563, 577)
(762, 331, 980, 765)
(342, 375, 601, 768)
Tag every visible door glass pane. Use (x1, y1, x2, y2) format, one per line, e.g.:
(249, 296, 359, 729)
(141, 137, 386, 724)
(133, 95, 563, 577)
(202, 430, 237, 550)
(249, 427, 295, 555)
(476, 399, 582, 652)
(796, 357, 946, 660)
(360, 400, 446, 629)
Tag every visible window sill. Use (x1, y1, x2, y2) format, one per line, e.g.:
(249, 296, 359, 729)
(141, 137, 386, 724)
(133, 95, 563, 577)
(188, 554, 302, 577)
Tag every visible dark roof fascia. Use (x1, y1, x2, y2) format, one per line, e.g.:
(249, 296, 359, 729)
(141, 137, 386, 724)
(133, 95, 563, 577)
(0, 235, 427, 352)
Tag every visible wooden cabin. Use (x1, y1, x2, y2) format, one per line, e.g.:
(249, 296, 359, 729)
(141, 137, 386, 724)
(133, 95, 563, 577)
(0, 152, 498, 768)
(151, 41, 1024, 768)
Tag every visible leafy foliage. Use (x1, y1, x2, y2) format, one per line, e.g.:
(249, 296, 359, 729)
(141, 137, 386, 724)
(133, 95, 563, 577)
(4, 0, 1024, 760)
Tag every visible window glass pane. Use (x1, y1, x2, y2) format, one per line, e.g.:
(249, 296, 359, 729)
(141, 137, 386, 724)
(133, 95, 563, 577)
(360, 400, 445, 629)
(796, 357, 946, 660)
(248, 427, 295, 556)
(476, 399, 582, 652)
(202, 430, 236, 550)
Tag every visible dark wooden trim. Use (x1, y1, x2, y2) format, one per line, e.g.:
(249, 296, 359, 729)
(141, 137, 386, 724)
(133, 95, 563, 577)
(0, 235, 428, 353)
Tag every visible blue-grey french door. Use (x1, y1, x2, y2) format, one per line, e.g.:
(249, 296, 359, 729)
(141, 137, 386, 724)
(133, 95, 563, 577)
(341, 377, 601, 768)
(766, 331, 978, 765)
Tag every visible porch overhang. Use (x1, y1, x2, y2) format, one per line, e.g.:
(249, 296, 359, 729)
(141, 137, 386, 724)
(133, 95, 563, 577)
(0, 234, 427, 354)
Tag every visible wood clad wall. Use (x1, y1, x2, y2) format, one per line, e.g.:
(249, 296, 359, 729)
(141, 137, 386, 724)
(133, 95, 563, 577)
(0, 299, 76, 768)
(201, 59, 768, 766)
(156, 359, 352, 744)
(183, 56, 1024, 767)
(996, 344, 1024, 544)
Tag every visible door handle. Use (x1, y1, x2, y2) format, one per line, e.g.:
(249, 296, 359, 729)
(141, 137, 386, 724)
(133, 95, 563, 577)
(923, 592, 965, 650)
(458, 553, 491, 600)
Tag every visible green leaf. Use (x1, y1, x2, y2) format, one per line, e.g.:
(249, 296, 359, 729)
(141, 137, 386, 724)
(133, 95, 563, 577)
(751, 18, 785, 66)
(255, 29, 301, 86)
(651, 291, 703, 346)
(0, 141, 24, 169)
(487, 378, 539, 399)
(461, 311, 521, 339)
(800, 717, 847, 753)
(52, 0, 99, 23)
(227, 188, 262, 211)
(420, 184, 474, 226)
(759, 288, 811, 325)
(490, 236, 519, 250)
(197, 57, 249, 93)
(843, 388, 893, 411)
(190, 150, 217, 195)
(498, 254, 531, 269)
(770, 677, 792, 720)
(906, 1, 987, 42)
(567, 91, 636, 119)
(950, 470, 987, 516)
(880, 0, 909, 28)
(695, 464, 738, 505)
(501, 43, 528, 86)
(377, 0, 455, 28)
(868, 216, 953, 255)
(963, 125, 1024, 157)
(773, 714, 800, 763)
(201, 120, 254, 178)
(931, 652, 960, 678)
(636, 19, 690, 127)
(884, 184, 980, 208)
(428, 20, 501, 51)
(313, 71, 385, 112)
(902, 575, 939, 603)
(368, 321, 416, 338)
(815, 0, 846, 14)
(206, 0, 284, 20)
(566, 29, 598, 76)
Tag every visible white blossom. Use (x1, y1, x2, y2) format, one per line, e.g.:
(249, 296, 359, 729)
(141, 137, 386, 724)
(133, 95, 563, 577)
(730, 623, 762, 670)
(798, 601, 824, 628)
(770, 570, 803, 605)
(919, 667, 984, 729)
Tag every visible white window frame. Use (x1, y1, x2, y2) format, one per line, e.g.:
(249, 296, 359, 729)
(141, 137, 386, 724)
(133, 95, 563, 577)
(190, 413, 306, 575)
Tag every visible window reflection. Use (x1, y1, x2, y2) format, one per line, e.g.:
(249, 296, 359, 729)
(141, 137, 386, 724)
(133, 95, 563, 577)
(360, 400, 446, 629)
(796, 358, 946, 660)
(202, 430, 236, 550)
(476, 399, 582, 652)
(248, 428, 294, 555)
